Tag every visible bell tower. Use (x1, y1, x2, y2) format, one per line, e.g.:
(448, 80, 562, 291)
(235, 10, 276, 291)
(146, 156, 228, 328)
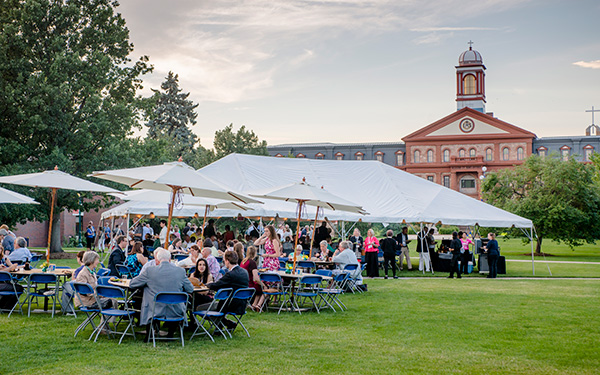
(456, 41, 486, 112)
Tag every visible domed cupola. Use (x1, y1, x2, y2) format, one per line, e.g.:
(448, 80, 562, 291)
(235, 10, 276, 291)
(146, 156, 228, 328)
(456, 41, 486, 113)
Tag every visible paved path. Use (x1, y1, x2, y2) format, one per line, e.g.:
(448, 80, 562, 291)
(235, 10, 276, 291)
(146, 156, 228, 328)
(506, 259, 600, 265)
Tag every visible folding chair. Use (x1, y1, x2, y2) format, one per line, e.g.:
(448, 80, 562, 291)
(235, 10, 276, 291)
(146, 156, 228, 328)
(294, 275, 323, 314)
(115, 264, 131, 279)
(60, 281, 77, 316)
(26, 273, 59, 317)
(278, 260, 287, 271)
(191, 288, 232, 343)
(187, 266, 196, 276)
(0, 271, 24, 317)
(72, 282, 100, 338)
(150, 292, 189, 347)
(93, 285, 137, 344)
(30, 254, 42, 268)
(318, 272, 348, 312)
(173, 254, 188, 262)
(343, 264, 361, 294)
(297, 260, 316, 273)
(223, 288, 255, 338)
(97, 276, 112, 286)
(96, 268, 111, 277)
(259, 273, 291, 314)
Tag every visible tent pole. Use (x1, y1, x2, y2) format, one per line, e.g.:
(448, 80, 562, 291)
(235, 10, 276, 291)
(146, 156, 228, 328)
(531, 226, 535, 276)
(420, 222, 424, 275)
(309, 206, 319, 258)
(341, 221, 346, 241)
(46, 187, 57, 264)
(165, 187, 177, 248)
(292, 200, 304, 273)
(201, 205, 208, 241)
(125, 212, 130, 257)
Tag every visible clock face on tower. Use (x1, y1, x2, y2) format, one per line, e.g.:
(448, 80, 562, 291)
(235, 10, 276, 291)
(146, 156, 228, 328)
(459, 118, 475, 133)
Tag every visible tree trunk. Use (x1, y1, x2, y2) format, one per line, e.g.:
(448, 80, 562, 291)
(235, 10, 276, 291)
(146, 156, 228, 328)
(535, 236, 543, 254)
(50, 212, 63, 253)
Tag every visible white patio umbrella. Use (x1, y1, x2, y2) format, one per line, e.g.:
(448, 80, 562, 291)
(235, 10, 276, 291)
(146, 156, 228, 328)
(250, 178, 367, 269)
(0, 186, 39, 205)
(0, 166, 120, 263)
(90, 160, 261, 247)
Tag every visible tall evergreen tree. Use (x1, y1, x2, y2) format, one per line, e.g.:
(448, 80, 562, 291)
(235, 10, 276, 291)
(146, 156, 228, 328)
(146, 72, 200, 161)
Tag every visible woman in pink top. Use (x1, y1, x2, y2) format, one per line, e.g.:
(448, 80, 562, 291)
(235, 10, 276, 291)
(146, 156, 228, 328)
(254, 225, 282, 271)
(364, 229, 380, 278)
(460, 232, 474, 274)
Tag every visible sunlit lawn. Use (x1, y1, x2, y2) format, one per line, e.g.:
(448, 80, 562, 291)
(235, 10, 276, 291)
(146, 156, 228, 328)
(1, 278, 598, 375)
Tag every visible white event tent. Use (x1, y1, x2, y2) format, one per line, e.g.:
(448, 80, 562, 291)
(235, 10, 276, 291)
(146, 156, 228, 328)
(199, 153, 532, 228)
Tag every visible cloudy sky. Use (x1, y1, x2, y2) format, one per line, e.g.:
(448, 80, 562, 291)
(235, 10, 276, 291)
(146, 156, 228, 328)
(118, 0, 600, 148)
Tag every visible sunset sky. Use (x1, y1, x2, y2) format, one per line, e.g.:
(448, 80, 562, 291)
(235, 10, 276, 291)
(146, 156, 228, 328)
(118, 0, 600, 148)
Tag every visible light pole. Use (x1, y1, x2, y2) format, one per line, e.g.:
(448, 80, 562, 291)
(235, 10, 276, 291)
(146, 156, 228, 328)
(77, 193, 83, 248)
(479, 166, 488, 200)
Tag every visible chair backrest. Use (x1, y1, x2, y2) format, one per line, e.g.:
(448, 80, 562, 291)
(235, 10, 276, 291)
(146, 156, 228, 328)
(97, 276, 112, 286)
(72, 282, 95, 296)
(55, 266, 71, 269)
(259, 273, 283, 285)
(96, 268, 111, 277)
(213, 288, 233, 302)
(301, 249, 310, 256)
(299, 275, 322, 286)
(278, 257, 289, 262)
(343, 264, 358, 271)
(0, 271, 12, 282)
(230, 287, 254, 301)
(174, 254, 188, 262)
(29, 273, 58, 284)
(115, 264, 130, 277)
(154, 292, 188, 305)
(215, 256, 223, 264)
(279, 260, 287, 270)
(297, 260, 316, 269)
(187, 266, 196, 276)
(315, 269, 332, 277)
(96, 285, 126, 300)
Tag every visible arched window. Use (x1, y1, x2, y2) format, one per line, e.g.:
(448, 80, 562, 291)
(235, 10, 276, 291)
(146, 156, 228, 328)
(463, 74, 477, 95)
(584, 146, 594, 162)
(485, 148, 493, 161)
(561, 147, 570, 161)
(413, 150, 420, 163)
(396, 152, 404, 166)
(315, 152, 325, 160)
(538, 147, 547, 158)
(427, 150, 434, 163)
(335, 152, 344, 161)
(469, 148, 476, 157)
(459, 149, 465, 158)
(517, 147, 524, 161)
(442, 149, 450, 162)
(355, 152, 364, 161)
(375, 151, 384, 162)
(296, 153, 306, 158)
(502, 148, 509, 161)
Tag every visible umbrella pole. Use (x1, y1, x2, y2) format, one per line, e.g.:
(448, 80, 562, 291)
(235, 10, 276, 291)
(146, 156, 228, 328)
(309, 206, 319, 258)
(201, 205, 208, 241)
(165, 187, 177, 248)
(292, 200, 304, 273)
(46, 188, 57, 264)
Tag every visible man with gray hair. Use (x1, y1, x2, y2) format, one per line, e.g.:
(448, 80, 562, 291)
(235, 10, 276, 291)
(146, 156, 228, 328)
(331, 240, 362, 284)
(8, 237, 33, 263)
(130, 248, 194, 340)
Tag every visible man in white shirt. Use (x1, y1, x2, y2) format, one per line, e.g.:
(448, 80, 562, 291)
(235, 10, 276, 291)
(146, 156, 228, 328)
(157, 220, 168, 248)
(332, 240, 362, 285)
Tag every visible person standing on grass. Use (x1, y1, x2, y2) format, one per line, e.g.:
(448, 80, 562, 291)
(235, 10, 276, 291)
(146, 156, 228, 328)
(380, 230, 398, 279)
(364, 229, 380, 278)
(460, 232, 474, 274)
(85, 221, 96, 250)
(396, 227, 412, 271)
(448, 231, 462, 279)
(484, 233, 500, 278)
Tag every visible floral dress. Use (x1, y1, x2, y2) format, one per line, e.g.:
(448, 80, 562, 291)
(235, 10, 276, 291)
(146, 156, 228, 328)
(262, 238, 280, 271)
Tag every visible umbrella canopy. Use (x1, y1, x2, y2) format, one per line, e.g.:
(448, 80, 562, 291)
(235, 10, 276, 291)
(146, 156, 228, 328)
(0, 169, 119, 193)
(90, 161, 260, 204)
(90, 160, 261, 246)
(101, 199, 250, 220)
(250, 180, 367, 214)
(111, 189, 251, 211)
(0, 186, 39, 205)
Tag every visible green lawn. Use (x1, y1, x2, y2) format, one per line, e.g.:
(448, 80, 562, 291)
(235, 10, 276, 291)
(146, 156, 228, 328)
(1, 278, 598, 374)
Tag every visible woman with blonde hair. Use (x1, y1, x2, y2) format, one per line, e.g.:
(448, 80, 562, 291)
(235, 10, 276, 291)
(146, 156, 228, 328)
(364, 228, 380, 278)
(254, 225, 281, 271)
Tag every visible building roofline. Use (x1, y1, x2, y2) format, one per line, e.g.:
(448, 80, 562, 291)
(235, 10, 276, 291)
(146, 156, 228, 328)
(268, 141, 405, 149)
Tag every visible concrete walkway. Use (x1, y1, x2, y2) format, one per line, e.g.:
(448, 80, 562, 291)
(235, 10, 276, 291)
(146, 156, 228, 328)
(506, 259, 600, 265)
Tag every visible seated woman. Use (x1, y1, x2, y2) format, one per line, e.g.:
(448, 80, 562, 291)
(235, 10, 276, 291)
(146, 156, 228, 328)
(0, 246, 17, 272)
(167, 237, 185, 254)
(74, 251, 114, 310)
(125, 241, 148, 278)
(288, 244, 303, 261)
(316, 240, 333, 261)
(176, 244, 201, 268)
(72, 250, 86, 279)
(240, 245, 264, 312)
(188, 258, 214, 310)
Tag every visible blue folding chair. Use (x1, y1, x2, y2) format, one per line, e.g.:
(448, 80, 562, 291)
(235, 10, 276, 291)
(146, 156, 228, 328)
(318, 272, 348, 312)
(173, 254, 188, 262)
(115, 264, 131, 279)
(191, 288, 232, 342)
(343, 264, 361, 294)
(97, 276, 112, 286)
(93, 285, 137, 344)
(187, 266, 196, 276)
(301, 249, 310, 256)
(223, 288, 255, 338)
(30, 254, 42, 268)
(279, 260, 287, 271)
(315, 269, 332, 277)
(259, 273, 291, 314)
(0, 271, 24, 317)
(150, 292, 189, 347)
(297, 260, 316, 273)
(72, 282, 100, 339)
(96, 268, 111, 277)
(26, 273, 59, 317)
(294, 275, 323, 314)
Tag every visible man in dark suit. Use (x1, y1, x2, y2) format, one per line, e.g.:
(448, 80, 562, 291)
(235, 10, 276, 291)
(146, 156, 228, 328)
(448, 231, 462, 279)
(108, 235, 127, 277)
(380, 230, 398, 279)
(395, 227, 412, 271)
(207, 250, 249, 329)
(313, 222, 329, 250)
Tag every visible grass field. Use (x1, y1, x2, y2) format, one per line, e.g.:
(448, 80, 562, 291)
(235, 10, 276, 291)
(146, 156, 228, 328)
(1, 278, 598, 375)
